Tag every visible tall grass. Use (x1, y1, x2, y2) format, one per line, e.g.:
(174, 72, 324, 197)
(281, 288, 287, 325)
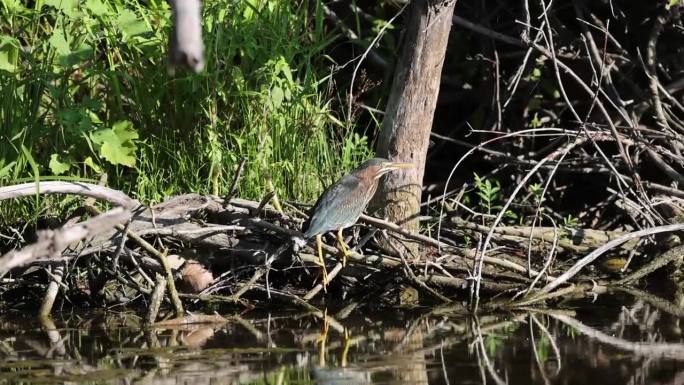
(0, 0, 372, 220)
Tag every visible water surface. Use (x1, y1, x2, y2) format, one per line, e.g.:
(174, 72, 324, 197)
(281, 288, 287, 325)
(1, 290, 683, 384)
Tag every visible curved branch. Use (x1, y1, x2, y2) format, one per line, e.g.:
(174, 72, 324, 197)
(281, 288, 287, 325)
(0, 208, 131, 274)
(0, 181, 140, 209)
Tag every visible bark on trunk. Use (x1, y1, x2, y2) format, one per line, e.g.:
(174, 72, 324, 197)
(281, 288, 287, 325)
(375, 0, 456, 232)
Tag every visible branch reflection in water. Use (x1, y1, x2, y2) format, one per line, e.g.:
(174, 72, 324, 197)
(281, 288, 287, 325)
(1, 292, 684, 384)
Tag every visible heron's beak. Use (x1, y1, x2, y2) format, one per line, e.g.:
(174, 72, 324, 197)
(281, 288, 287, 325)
(382, 161, 413, 173)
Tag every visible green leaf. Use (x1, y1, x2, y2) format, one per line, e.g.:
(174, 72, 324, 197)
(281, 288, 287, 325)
(90, 120, 138, 167)
(112, 120, 138, 142)
(84, 0, 110, 16)
(101, 141, 136, 167)
(0, 36, 19, 73)
(117, 9, 151, 38)
(278, 58, 293, 84)
(0, 51, 15, 72)
(1, 0, 26, 13)
(49, 29, 71, 56)
(242, 0, 257, 19)
(270, 85, 284, 108)
(60, 42, 93, 66)
(92, 130, 135, 166)
(57, 107, 93, 133)
(21, 144, 39, 177)
(485, 335, 501, 356)
(530, 112, 541, 128)
(0, 161, 16, 180)
(21, 144, 40, 203)
(531, 67, 542, 81)
(49, 154, 71, 175)
(83, 156, 102, 173)
(44, 0, 80, 18)
(82, 96, 103, 111)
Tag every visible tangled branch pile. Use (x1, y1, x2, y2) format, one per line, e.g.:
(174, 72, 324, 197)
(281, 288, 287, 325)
(0, 175, 682, 318)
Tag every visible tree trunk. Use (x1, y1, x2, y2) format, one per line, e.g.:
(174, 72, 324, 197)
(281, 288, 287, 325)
(375, 0, 456, 233)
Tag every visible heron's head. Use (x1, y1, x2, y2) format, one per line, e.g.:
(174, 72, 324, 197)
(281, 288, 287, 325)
(355, 158, 413, 180)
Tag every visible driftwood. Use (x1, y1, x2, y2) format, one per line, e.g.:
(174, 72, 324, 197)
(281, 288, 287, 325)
(0, 182, 140, 209)
(0, 207, 131, 274)
(447, 217, 640, 253)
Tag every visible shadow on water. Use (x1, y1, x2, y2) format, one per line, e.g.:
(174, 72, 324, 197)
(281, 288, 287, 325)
(1, 290, 684, 384)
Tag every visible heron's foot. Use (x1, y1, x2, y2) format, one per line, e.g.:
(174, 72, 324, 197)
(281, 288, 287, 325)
(340, 248, 351, 267)
(317, 313, 329, 343)
(315, 235, 328, 289)
(313, 259, 329, 288)
(336, 230, 352, 267)
(317, 311, 329, 367)
(341, 328, 351, 368)
(320, 265, 329, 287)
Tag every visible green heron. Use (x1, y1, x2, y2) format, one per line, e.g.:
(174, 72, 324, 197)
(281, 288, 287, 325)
(299, 158, 413, 285)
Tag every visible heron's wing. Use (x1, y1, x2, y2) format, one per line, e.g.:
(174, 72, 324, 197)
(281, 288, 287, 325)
(303, 174, 365, 238)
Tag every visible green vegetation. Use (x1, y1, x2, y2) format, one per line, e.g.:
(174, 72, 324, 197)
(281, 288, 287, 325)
(0, 0, 372, 211)
(472, 173, 516, 222)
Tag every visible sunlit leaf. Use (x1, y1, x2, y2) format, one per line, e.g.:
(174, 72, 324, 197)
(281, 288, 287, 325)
(84, 0, 110, 16)
(271, 85, 284, 108)
(49, 29, 71, 56)
(44, 0, 80, 18)
(242, 0, 257, 19)
(49, 154, 71, 175)
(112, 120, 138, 142)
(1, 0, 26, 13)
(0, 51, 15, 72)
(117, 9, 151, 38)
(0, 161, 16, 179)
(531, 67, 542, 81)
(0, 35, 19, 73)
(83, 156, 102, 173)
(278, 58, 293, 84)
(90, 121, 138, 167)
(92, 130, 135, 167)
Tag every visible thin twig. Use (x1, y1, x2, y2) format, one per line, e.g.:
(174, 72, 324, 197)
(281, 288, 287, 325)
(227, 157, 247, 200)
(86, 205, 184, 317)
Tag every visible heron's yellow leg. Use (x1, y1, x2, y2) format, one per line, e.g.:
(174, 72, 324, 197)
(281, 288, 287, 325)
(341, 328, 351, 368)
(315, 234, 328, 287)
(336, 229, 351, 266)
(317, 310, 329, 367)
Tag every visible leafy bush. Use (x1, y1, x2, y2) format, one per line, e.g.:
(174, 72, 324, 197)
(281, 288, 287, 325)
(0, 0, 372, 205)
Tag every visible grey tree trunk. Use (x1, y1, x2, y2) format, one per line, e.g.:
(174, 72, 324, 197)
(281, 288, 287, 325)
(375, 0, 456, 233)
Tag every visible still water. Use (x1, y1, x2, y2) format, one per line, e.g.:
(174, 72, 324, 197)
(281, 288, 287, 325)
(1, 290, 683, 385)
